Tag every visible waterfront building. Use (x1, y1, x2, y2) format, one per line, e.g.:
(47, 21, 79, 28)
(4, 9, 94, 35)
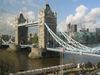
(66, 23, 97, 44)
(71, 24, 77, 32)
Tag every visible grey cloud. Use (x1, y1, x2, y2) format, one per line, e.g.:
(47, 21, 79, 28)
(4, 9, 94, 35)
(59, 5, 100, 32)
(0, 8, 36, 35)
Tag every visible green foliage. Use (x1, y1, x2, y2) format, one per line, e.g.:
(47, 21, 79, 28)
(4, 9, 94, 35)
(32, 34, 38, 44)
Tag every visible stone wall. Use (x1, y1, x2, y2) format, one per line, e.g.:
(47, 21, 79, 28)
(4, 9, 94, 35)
(38, 4, 57, 49)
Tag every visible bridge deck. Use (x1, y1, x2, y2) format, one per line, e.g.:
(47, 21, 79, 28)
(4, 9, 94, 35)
(47, 48, 100, 57)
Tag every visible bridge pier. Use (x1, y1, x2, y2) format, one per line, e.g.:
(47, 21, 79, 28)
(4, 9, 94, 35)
(29, 48, 60, 59)
(7, 44, 20, 51)
(29, 48, 45, 59)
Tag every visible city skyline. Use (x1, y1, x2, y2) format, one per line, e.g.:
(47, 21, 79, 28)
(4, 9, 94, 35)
(0, 0, 100, 34)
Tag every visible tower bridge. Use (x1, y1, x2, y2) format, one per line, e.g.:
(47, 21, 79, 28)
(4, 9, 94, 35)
(15, 4, 57, 47)
(8, 3, 100, 58)
(0, 2, 99, 75)
(14, 4, 58, 58)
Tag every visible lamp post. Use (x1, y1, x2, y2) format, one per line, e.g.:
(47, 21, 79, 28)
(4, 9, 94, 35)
(60, 47, 64, 75)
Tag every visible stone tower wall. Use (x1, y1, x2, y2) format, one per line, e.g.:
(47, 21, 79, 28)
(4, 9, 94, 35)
(38, 4, 57, 49)
(15, 13, 28, 45)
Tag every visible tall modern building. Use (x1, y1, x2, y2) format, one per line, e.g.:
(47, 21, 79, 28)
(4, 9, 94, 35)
(67, 23, 77, 37)
(38, 4, 57, 49)
(71, 24, 77, 32)
(67, 23, 71, 33)
(15, 13, 28, 45)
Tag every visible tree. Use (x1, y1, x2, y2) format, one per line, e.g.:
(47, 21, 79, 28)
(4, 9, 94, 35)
(32, 34, 38, 44)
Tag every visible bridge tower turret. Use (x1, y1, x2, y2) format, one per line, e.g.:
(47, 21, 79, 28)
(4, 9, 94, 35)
(38, 4, 57, 49)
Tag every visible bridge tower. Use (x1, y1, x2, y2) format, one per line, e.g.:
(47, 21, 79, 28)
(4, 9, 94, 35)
(15, 13, 28, 45)
(29, 4, 58, 58)
(38, 4, 57, 49)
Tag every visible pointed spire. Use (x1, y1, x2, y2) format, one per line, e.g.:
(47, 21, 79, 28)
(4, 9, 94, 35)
(45, 3, 52, 14)
(18, 13, 26, 24)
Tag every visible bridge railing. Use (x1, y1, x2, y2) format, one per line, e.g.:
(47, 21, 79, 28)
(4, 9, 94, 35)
(10, 63, 76, 75)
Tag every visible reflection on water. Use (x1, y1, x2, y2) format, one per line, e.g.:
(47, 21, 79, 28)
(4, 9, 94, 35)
(64, 53, 100, 64)
(0, 50, 60, 72)
(0, 48, 100, 73)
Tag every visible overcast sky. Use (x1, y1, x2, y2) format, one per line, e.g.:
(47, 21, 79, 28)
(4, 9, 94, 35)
(0, 0, 100, 35)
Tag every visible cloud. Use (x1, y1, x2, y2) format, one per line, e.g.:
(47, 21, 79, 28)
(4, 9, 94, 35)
(59, 5, 100, 32)
(9, 0, 16, 4)
(9, 0, 32, 4)
(0, 8, 35, 35)
(0, 12, 16, 35)
(57, 21, 67, 32)
(24, 11, 35, 22)
(21, 0, 33, 5)
(19, 7, 36, 22)
(66, 5, 88, 24)
(85, 8, 100, 23)
(84, 8, 100, 31)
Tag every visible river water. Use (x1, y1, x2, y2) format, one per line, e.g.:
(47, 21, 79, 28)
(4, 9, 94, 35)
(0, 48, 100, 73)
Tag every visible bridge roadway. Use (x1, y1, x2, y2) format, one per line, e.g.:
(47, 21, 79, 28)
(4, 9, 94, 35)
(10, 63, 76, 75)
(47, 48, 100, 57)
(19, 44, 100, 57)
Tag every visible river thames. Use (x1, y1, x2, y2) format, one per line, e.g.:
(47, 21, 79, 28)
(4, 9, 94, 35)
(0, 48, 100, 73)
